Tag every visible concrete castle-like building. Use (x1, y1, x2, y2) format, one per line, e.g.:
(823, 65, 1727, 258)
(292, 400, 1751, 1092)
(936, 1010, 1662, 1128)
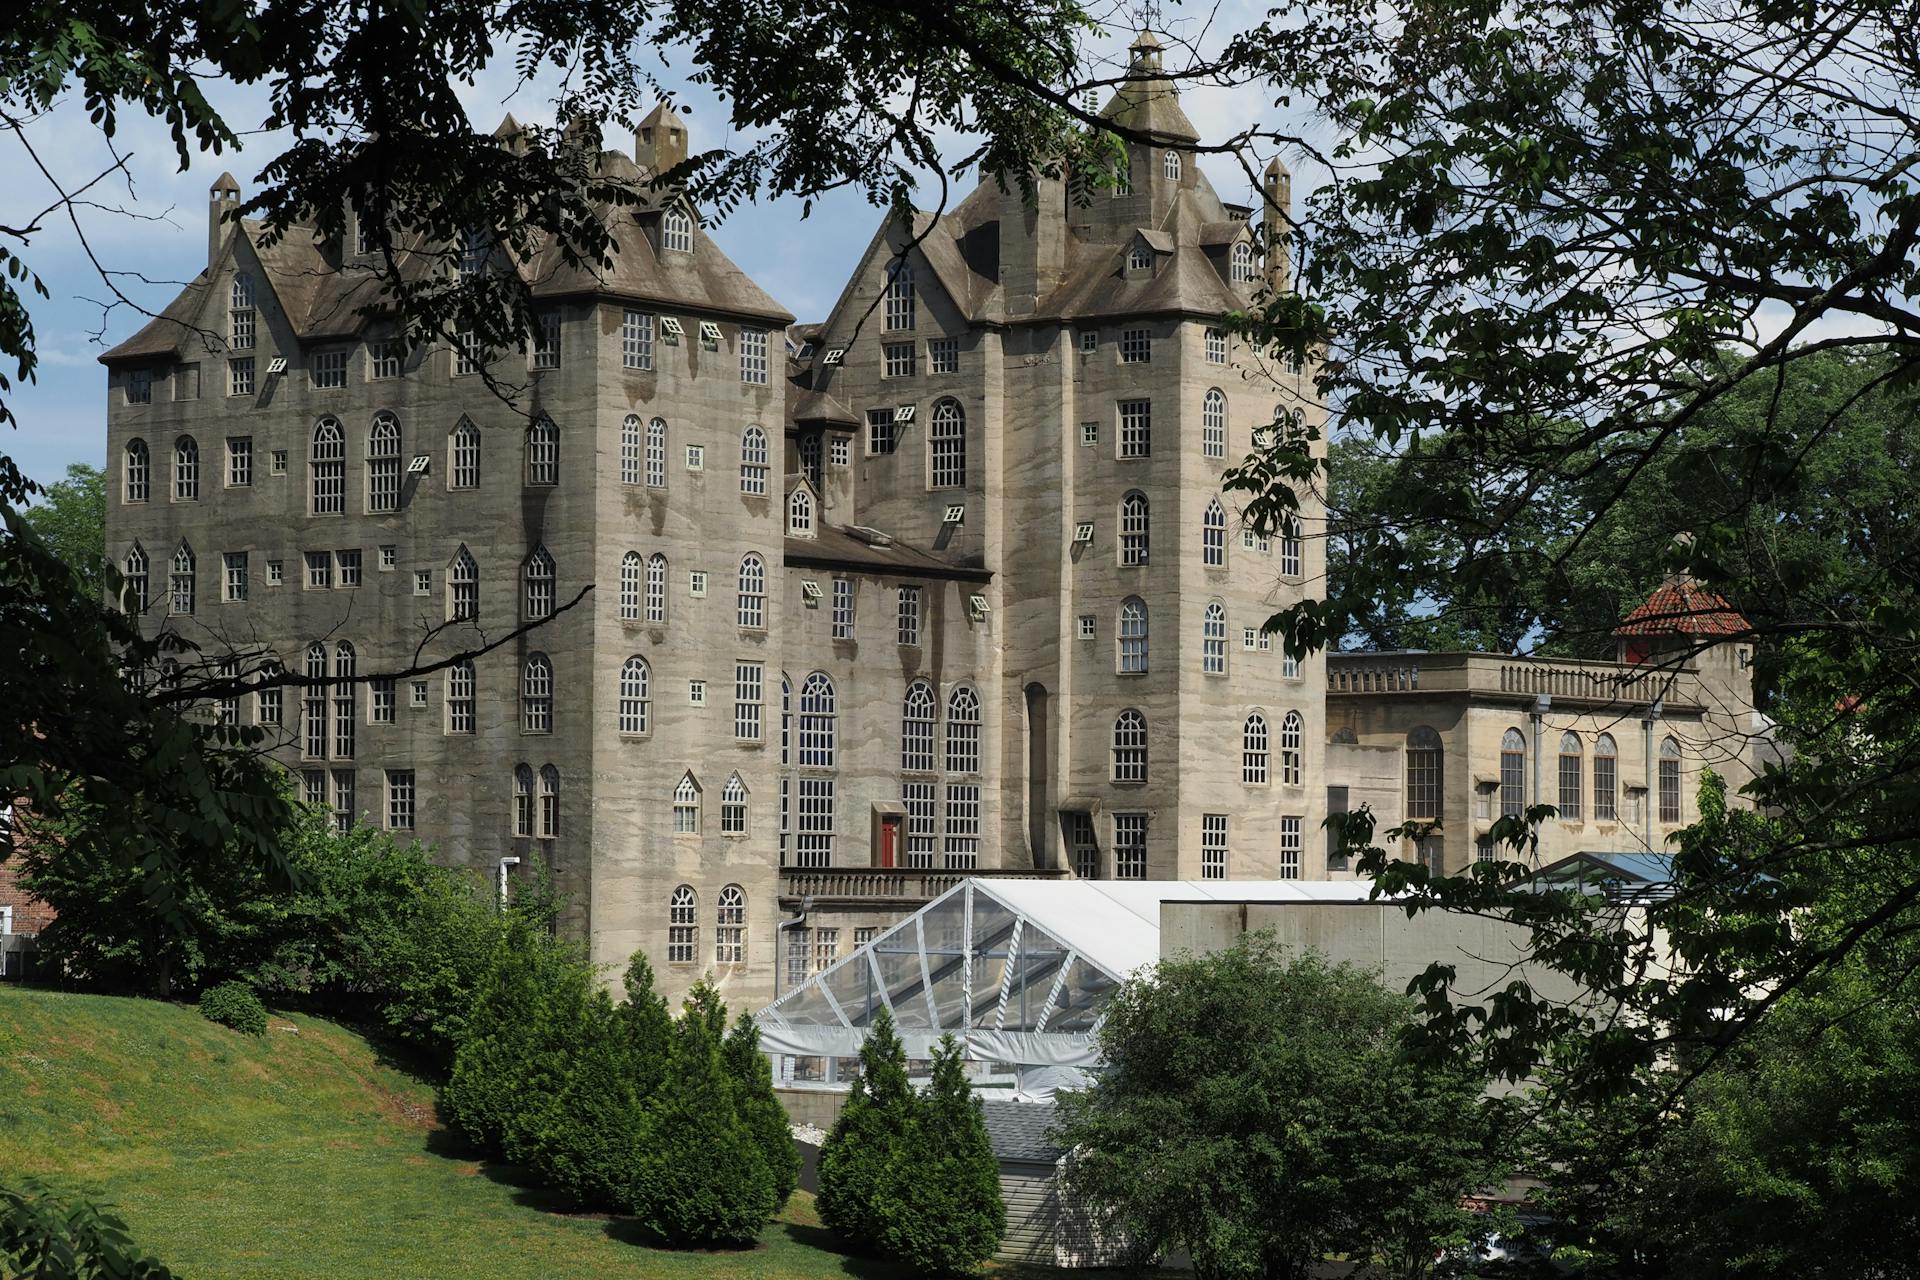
(97, 37, 1754, 1010)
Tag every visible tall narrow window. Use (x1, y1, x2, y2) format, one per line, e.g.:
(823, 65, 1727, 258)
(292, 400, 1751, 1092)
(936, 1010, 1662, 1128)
(1594, 733, 1618, 821)
(1279, 515, 1303, 578)
(1118, 597, 1149, 673)
(1280, 711, 1304, 785)
(124, 438, 150, 502)
(532, 311, 561, 370)
(929, 398, 966, 489)
(1231, 240, 1257, 284)
(1202, 389, 1227, 459)
(737, 554, 766, 629)
(715, 884, 746, 961)
(1070, 813, 1099, 879)
(668, 885, 697, 963)
(663, 208, 693, 254)
(621, 415, 642, 485)
(1120, 491, 1150, 566)
(450, 419, 480, 489)
(303, 642, 328, 759)
(385, 770, 416, 831)
(897, 587, 921, 645)
(788, 488, 814, 536)
(1118, 399, 1151, 458)
(645, 553, 668, 624)
(522, 546, 555, 620)
(122, 544, 149, 612)
(446, 660, 475, 734)
(1202, 813, 1228, 879)
(173, 435, 200, 501)
(1279, 815, 1302, 878)
(645, 418, 667, 488)
(522, 653, 553, 733)
(1243, 713, 1269, 784)
(1500, 728, 1526, 817)
(1406, 726, 1443, 820)
(619, 552, 642, 620)
(448, 546, 478, 621)
(902, 681, 936, 772)
(1659, 736, 1682, 823)
(904, 782, 936, 868)
(332, 642, 356, 759)
(884, 260, 915, 330)
(538, 765, 559, 838)
(229, 272, 255, 349)
(796, 778, 834, 867)
(621, 309, 654, 369)
(831, 578, 854, 639)
(169, 542, 196, 615)
(739, 329, 768, 384)
(866, 407, 896, 456)
(944, 783, 980, 869)
(946, 686, 981, 774)
(1163, 149, 1182, 180)
(1113, 813, 1147, 879)
(1113, 709, 1147, 783)
(367, 414, 401, 513)
(740, 426, 769, 495)
(525, 417, 558, 486)
(513, 765, 535, 836)
(310, 419, 345, 514)
(799, 672, 836, 767)
(1203, 602, 1227, 674)
(618, 656, 650, 734)
(721, 779, 749, 837)
(733, 663, 763, 741)
(1558, 732, 1584, 821)
(1202, 498, 1227, 566)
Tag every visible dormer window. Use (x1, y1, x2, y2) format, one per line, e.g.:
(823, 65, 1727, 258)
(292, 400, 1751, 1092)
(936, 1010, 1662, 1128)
(664, 207, 693, 254)
(1231, 240, 1258, 284)
(1163, 150, 1181, 180)
(1128, 242, 1153, 272)
(789, 486, 815, 537)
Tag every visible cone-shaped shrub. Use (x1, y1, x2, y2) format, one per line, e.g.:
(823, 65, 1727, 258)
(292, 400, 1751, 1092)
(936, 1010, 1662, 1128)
(626, 994, 777, 1246)
(878, 1034, 1005, 1273)
(724, 1011, 800, 1210)
(816, 1005, 915, 1250)
(524, 985, 647, 1209)
(497, 946, 596, 1170)
(617, 951, 674, 1098)
(440, 922, 544, 1153)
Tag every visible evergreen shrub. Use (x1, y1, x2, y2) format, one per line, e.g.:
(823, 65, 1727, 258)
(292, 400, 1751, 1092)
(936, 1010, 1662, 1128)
(197, 981, 268, 1036)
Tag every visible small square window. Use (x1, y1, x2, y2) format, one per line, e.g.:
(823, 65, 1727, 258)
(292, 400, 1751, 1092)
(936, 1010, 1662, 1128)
(311, 350, 348, 388)
(1077, 615, 1096, 640)
(1257, 632, 1273, 652)
(413, 569, 431, 596)
(699, 320, 723, 351)
(685, 444, 704, 471)
(1079, 330, 1098, 355)
(1243, 627, 1258, 651)
(661, 316, 684, 345)
(271, 450, 288, 475)
(126, 369, 153, 404)
(689, 680, 707, 706)
(369, 341, 402, 380)
(1119, 328, 1151, 364)
(409, 680, 429, 708)
(266, 559, 284, 587)
(928, 338, 959, 374)
(378, 545, 396, 571)
(689, 570, 708, 598)
(883, 342, 916, 378)
(830, 436, 850, 467)
(1080, 421, 1099, 447)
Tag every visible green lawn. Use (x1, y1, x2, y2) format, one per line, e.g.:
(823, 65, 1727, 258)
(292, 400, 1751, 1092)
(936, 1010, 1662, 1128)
(0, 985, 1068, 1279)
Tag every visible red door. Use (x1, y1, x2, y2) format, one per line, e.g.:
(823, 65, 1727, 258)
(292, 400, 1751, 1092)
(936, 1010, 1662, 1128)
(878, 816, 900, 868)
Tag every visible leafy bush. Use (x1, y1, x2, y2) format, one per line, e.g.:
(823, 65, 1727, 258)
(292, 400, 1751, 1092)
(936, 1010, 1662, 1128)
(198, 981, 268, 1035)
(877, 1035, 1004, 1273)
(723, 1012, 800, 1212)
(0, 1178, 178, 1279)
(817, 1006, 915, 1250)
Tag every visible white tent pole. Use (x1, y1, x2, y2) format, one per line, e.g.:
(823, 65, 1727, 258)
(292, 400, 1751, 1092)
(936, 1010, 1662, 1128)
(915, 913, 940, 1030)
(993, 916, 1025, 1031)
(1033, 948, 1077, 1034)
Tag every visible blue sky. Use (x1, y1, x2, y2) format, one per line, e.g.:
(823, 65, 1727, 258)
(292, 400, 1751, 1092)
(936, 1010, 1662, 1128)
(1, 11, 1296, 493)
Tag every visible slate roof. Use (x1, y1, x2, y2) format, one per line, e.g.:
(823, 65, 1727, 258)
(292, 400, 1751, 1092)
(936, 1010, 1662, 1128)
(784, 521, 991, 583)
(980, 1100, 1061, 1164)
(1614, 579, 1751, 639)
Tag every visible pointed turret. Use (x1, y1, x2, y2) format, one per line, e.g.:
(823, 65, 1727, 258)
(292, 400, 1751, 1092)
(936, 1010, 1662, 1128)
(208, 172, 241, 269)
(1101, 31, 1200, 145)
(635, 102, 690, 177)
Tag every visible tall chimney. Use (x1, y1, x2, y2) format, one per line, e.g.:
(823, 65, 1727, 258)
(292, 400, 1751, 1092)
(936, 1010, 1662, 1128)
(1262, 156, 1292, 294)
(209, 172, 241, 270)
(634, 102, 690, 177)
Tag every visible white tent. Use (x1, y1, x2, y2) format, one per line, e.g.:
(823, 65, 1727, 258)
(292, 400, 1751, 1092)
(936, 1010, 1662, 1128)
(755, 877, 1379, 1097)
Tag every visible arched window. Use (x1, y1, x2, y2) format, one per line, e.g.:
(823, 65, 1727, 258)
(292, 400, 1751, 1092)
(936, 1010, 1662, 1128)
(1163, 149, 1182, 180)
(715, 883, 746, 961)
(1202, 389, 1227, 460)
(229, 272, 256, 348)
(1200, 601, 1228, 674)
(663, 207, 693, 254)
(902, 680, 936, 772)
(522, 653, 553, 733)
(737, 553, 766, 628)
(1118, 596, 1149, 673)
(788, 487, 813, 537)
(1120, 490, 1149, 566)
(522, 546, 555, 621)
(673, 773, 701, 832)
(1128, 242, 1152, 271)
(618, 656, 650, 734)
(124, 438, 150, 503)
(1231, 240, 1257, 284)
(1558, 732, 1583, 820)
(168, 541, 195, 615)
(513, 764, 534, 836)
(1500, 728, 1526, 817)
(667, 884, 697, 963)
(620, 415, 642, 485)
(450, 418, 480, 489)
(1407, 726, 1442, 820)
(310, 419, 345, 514)
(445, 660, 476, 734)
(946, 686, 981, 774)
(367, 413, 402, 512)
(1594, 733, 1618, 821)
(538, 764, 559, 838)
(1243, 713, 1270, 784)
(303, 642, 328, 759)
(1278, 513, 1303, 578)
(721, 779, 748, 836)
(780, 672, 792, 767)
(1113, 709, 1148, 783)
(525, 416, 558, 486)
(122, 544, 149, 613)
(173, 435, 199, 501)
(331, 641, 356, 760)
(448, 545, 478, 621)
(885, 260, 915, 331)
(1280, 711, 1304, 786)
(740, 426, 769, 495)
(619, 552, 642, 620)
(1202, 499, 1228, 568)
(645, 553, 667, 624)
(799, 671, 836, 767)
(930, 398, 966, 488)
(645, 418, 667, 487)
(1659, 736, 1682, 823)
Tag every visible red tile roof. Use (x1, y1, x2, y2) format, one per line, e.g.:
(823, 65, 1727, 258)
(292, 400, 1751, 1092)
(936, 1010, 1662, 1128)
(1614, 580, 1751, 638)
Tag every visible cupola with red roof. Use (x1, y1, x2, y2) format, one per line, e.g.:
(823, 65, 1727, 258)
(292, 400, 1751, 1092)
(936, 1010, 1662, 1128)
(1614, 575, 1751, 665)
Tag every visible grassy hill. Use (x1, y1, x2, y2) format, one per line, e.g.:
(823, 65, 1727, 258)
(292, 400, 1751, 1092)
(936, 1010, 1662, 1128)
(0, 985, 1016, 1279)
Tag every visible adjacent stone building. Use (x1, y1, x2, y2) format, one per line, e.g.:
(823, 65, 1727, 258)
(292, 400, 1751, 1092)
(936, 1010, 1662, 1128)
(98, 38, 1326, 1009)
